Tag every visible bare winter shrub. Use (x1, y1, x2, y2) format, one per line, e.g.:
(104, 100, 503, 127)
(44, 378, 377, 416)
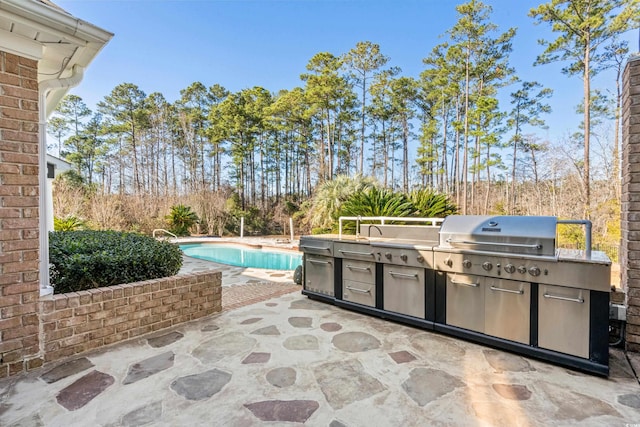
(189, 187, 235, 236)
(52, 178, 86, 219)
(88, 194, 126, 230)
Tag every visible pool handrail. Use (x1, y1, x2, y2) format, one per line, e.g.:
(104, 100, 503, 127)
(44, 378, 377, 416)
(153, 229, 178, 239)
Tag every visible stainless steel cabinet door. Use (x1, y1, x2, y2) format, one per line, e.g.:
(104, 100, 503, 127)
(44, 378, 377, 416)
(383, 265, 425, 318)
(343, 260, 375, 284)
(304, 255, 334, 296)
(446, 273, 484, 333)
(484, 278, 530, 344)
(538, 284, 590, 358)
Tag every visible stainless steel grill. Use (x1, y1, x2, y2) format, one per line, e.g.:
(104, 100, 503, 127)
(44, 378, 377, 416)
(439, 215, 557, 257)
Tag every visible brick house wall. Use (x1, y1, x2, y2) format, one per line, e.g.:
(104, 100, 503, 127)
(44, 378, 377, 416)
(0, 50, 42, 377)
(623, 55, 640, 350)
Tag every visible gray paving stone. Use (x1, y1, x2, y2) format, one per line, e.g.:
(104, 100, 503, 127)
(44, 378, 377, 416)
(121, 401, 162, 426)
(288, 316, 312, 328)
(147, 331, 183, 348)
(332, 331, 380, 353)
(171, 369, 232, 401)
(266, 367, 296, 388)
(491, 384, 532, 401)
(290, 299, 326, 310)
(244, 400, 319, 423)
(265, 302, 278, 307)
(284, 334, 319, 350)
(320, 322, 342, 332)
(540, 381, 620, 421)
(201, 324, 219, 332)
(40, 357, 94, 384)
(123, 351, 175, 385)
(192, 332, 257, 364)
(329, 420, 348, 427)
(7, 414, 44, 427)
(242, 352, 271, 364)
(410, 333, 466, 362)
(240, 317, 262, 325)
(313, 359, 386, 410)
(56, 370, 115, 411)
(483, 349, 533, 373)
(402, 368, 464, 407)
(251, 325, 281, 336)
(618, 393, 640, 409)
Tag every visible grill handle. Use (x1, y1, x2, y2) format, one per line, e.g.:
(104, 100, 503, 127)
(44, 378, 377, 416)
(543, 293, 584, 304)
(308, 259, 332, 265)
(450, 278, 479, 287)
(490, 286, 524, 295)
(346, 265, 371, 272)
(346, 286, 371, 294)
(445, 239, 542, 251)
(339, 250, 374, 257)
(389, 271, 418, 279)
(300, 245, 331, 251)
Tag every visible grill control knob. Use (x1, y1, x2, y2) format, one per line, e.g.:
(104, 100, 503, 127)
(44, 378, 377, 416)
(482, 261, 493, 271)
(445, 258, 453, 267)
(400, 254, 408, 262)
(462, 259, 472, 269)
(416, 255, 425, 263)
(385, 252, 392, 260)
(528, 266, 541, 277)
(517, 265, 527, 274)
(504, 264, 516, 274)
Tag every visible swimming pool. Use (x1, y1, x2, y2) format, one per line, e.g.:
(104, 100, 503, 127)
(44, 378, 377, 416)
(179, 243, 302, 270)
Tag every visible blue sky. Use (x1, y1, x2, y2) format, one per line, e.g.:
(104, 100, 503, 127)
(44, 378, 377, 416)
(56, 0, 638, 142)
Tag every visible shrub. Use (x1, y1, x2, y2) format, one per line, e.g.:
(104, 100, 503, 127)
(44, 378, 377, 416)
(166, 204, 199, 236)
(54, 215, 86, 231)
(407, 189, 458, 217)
(49, 230, 183, 293)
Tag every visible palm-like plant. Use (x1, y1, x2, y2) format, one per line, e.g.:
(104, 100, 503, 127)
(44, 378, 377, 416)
(54, 215, 86, 232)
(166, 204, 199, 236)
(338, 187, 413, 233)
(408, 189, 458, 218)
(307, 174, 377, 232)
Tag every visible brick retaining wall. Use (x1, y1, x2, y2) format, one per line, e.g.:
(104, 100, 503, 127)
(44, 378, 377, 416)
(39, 271, 221, 363)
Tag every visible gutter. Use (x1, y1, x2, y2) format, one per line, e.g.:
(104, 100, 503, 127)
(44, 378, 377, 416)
(0, 0, 113, 45)
(38, 65, 84, 296)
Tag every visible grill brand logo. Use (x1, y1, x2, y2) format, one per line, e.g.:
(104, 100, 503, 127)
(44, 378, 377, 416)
(481, 227, 501, 232)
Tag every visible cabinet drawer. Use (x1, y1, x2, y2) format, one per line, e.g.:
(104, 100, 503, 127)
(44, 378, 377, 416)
(484, 278, 530, 344)
(343, 260, 375, 284)
(343, 280, 376, 307)
(334, 242, 375, 260)
(446, 273, 484, 333)
(383, 265, 425, 318)
(538, 284, 590, 358)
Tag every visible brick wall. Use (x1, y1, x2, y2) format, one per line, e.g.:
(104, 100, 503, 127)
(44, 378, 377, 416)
(39, 271, 221, 364)
(622, 55, 640, 350)
(0, 50, 42, 377)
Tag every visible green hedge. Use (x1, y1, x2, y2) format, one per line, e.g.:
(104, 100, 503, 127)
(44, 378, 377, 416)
(49, 230, 183, 294)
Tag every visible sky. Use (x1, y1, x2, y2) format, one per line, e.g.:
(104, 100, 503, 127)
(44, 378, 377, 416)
(55, 0, 639, 144)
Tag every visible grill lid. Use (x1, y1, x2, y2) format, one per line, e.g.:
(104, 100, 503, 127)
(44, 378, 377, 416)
(439, 215, 557, 257)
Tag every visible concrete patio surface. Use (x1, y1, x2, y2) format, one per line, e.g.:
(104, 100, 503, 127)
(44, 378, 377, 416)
(2, 255, 640, 426)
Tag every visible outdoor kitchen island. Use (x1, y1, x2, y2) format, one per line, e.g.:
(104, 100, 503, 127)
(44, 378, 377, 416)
(300, 215, 612, 376)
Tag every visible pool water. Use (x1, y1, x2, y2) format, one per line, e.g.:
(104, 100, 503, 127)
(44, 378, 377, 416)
(180, 243, 302, 270)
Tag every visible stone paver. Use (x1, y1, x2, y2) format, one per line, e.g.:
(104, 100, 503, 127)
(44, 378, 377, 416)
(40, 357, 93, 384)
(2, 289, 640, 426)
(56, 370, 114, 411)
